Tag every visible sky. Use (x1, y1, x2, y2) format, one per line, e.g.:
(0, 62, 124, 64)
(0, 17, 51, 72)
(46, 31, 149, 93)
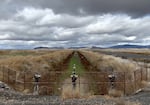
(0, 0, 150, 49)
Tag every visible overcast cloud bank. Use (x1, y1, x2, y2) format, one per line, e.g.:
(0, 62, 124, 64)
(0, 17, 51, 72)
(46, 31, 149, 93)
(0, 0, 150, 49)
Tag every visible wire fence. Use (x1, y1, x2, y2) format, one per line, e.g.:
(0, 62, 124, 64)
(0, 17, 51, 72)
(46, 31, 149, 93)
(0, 65, 149, 95)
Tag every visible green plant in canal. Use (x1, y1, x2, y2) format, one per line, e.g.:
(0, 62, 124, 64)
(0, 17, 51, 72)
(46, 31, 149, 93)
(68, 53, 85, 75)
(60, 52, 85, 81)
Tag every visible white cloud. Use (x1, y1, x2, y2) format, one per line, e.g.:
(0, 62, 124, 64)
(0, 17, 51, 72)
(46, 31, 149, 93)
(36, 12, 61, 25)
(85, 14, 131, 34)
(0, 7, 150, 49)
(125, 36, 136, 41)
(15, 7, 93, 28)
(16, 7, 55, 21)
(0, 34, 10, 39)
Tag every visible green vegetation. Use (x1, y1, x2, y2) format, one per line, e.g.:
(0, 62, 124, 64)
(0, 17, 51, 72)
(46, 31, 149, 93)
(59, 52, 85, 82)
(68, 52, 85, 75)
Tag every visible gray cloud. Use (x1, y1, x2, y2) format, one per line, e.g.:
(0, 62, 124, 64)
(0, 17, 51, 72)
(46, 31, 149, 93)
(1, 0, 150, 19)
(0, 1, 150, 49)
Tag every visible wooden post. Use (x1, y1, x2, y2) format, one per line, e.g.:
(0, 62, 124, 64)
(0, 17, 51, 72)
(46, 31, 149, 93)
(144, 60, 147, 81)
(124, 72, 126, 95)
(141, 69, 143, 81)
(134, 71, 136, 91)
(14, 71, 16, 90)
(8, 69, 9, 83)
(146, 63, 148, 81)
(49, 71, 50, 82)
(79, 74, 80, 93)
(24, 72, 25, 90)
(3, 66, 4, 82)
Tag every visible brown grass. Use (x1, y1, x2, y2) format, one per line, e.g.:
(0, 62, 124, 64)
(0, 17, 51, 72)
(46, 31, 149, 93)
(61, 86, 80, 100)
(79, 50, 146, 95)
(0, 50, 72, 72)
(0, 50, 73, 93)
(141, 81, 149, 87)
(61, 77, 93, 100)
(79, 50, 139, 73)
(91, 48, 150, 63)
(108, 89, 123, 97)
(93, 48, 150, 55)
(0, 50, 56, 60)
(62, 88, 94, 100)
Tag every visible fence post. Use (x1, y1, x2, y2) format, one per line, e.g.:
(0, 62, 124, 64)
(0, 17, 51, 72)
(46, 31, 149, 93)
(141, 69, 143, 81)
(24, 72, 25, 90)
(3, 66, 4, 82)
(79, 73, 80, 93)
(124, 72, 126, 95)
(146, 63, 148, 81)
(134, 71, 136, 91)
(8, 69, 9, 83)
(14, 71, 16, 90)
(49, 71, 51, 81)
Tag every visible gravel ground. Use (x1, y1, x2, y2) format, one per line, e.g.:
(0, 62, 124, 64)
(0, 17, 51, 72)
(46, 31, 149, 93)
(0, 90, 117, 105)
(0, 81, 116, 105)
(1, 89, 149, 105)
(126, 91, 150, 105)
(1, 81, 150, 105)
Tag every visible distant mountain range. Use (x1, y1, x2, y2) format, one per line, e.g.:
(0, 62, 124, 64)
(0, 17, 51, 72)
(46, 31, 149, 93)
(90, 45, 150, 49)
(34, 47, 64, 49)
(109, 44, 150, 49)
(68, 47, 88, 49)
(34, 46, 88, 49)
(34, 44, 150, 49)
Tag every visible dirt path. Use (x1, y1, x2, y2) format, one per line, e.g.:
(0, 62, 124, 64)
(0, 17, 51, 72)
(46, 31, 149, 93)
(61, 77, 91, 99)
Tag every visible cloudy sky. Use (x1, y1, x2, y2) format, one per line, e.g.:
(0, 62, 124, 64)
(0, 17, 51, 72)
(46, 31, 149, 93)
(0, 0, 150, 49)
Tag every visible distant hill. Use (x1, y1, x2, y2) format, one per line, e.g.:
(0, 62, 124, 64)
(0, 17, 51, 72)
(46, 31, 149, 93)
(68, 47, 87, 49)
(34, 47, 64, 49)
(91, 46, 104, 49)
(34, 44, 150, 49)
(109, 44, 150, 49)
(68, 46, 104, 49)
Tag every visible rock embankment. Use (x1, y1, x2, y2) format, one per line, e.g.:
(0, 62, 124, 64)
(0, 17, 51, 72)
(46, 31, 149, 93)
(0, 81, 10, 91)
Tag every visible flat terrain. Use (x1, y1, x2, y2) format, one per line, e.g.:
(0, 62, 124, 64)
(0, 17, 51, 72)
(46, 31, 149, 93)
(91, 49, 150, 62)
(0, 49, 150, 105)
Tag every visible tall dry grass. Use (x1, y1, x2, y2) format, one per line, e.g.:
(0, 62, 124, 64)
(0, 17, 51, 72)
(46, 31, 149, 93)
(108, 89, 123, 97)
(79, 50, 145, 95)
(95, 48, 150, 55)
(0, 50, 72, 72)
(61, 86, 81, 99)
(79, 50, 140, 73)
(0, 50, 73, 93)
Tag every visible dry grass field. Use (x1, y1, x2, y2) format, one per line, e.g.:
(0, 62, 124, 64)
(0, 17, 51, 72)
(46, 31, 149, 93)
(91, 48, 150, 63)
(88, 48, 150, 81)
(94, 48, 150, 55)
(79, 50, 149, 95)
(0, 49, 149, 96)
(0, 50, 73, 73)
(0, 49, 73, 93)
(79, 50, 140, 72)
(0, 49, 149, 105)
